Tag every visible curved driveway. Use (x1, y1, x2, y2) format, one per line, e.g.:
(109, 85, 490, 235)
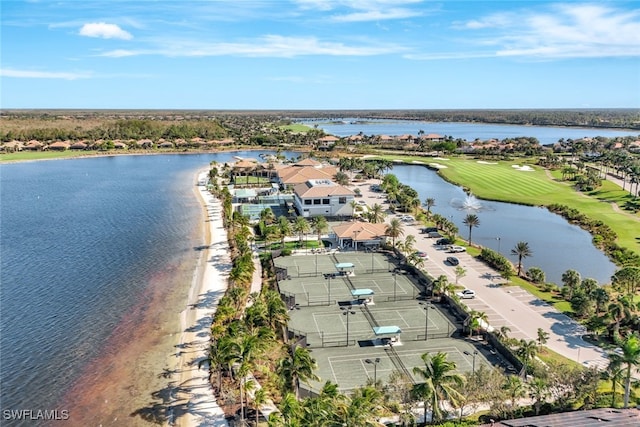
(356, 180, 610, 370)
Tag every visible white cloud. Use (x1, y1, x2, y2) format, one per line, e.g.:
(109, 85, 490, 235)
(0, 68, 92, 80)
(438, 3, 640, 60)
(331, 7, 421, 22)
(293, 0, 424, 21)
(79, 22, 132, 40)
(99, 35, 405, 58)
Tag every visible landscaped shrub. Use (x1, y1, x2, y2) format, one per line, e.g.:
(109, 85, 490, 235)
(479, 248, 515, 276)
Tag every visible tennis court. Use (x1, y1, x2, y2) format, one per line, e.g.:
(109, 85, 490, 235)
(274, 251, 395, 278)
(276, 250, 490, 395)
(288, 299, 455, 347)
(305, 339, 491, 392)
(276, 251, 419, 307)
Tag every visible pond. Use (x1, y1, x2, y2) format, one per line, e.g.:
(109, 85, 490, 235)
(389, 163, 617, 285)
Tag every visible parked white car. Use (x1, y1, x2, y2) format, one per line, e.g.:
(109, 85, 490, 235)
(456, 289, 476, 299)
(399, 215, 414, 222)
(448, 245, 466, 253)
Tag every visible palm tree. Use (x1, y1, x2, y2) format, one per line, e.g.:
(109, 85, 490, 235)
(511, 241, 532, 277)
(424, 198, 435, 218)
(260, 207, 276, 225)
(368, 203, 386, 224)
(503, 375, 525, 418)
(517, 339, 538, 375)
(412, 352, 465, 423)
(293, 216, 310, 249)
(278, 216, 291, 249)
(528, 377, 549, 415)
(432, 275, 449, 299)
(264, 289, 290, 340)
(608, 333, 640, 408)
(385, 218, 404, 248)
(462, 214, 480, 246)
(312, 215, 328, 244)
(278, 345, 320, 399)
(350, 200, 358, 218)
(607, 298, 631, 341)
(468, 310, 488, 338)
(536, 328, 549, 348)
(496, 325, 511, 342)
(253, 388, 268, 426)
(561, 269, 581, 300)
(603, 358, 625, 408)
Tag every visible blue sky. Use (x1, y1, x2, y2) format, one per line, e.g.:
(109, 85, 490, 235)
(2, 0, 639, 109)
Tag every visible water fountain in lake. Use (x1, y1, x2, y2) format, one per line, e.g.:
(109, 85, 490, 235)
(450, 194, 493, 211)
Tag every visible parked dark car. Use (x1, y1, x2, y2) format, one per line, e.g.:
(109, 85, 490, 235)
(420, 227, 438, 234)
(446, 256, 460, 266)
(436, 238, 452, 246)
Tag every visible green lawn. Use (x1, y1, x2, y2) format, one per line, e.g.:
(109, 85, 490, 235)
(377, 154, 640, 256)
(278, 123, 313, 133)
(0, 150, 93, 162)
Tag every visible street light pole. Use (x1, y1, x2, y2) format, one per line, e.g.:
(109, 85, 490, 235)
(341, 306, 356, 347)
(365, 357, 381, 387)
(324, 274, 332, 306)
(464, 350, 479, 374)
(315, 251, 318, 276)
(393, 270, 397, 302)
(371, 249, 374, 273)
(420, 301, 432, 341)
(496, 236, 501, 252)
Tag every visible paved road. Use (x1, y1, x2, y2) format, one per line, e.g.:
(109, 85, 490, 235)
(355, 179, 610, 370)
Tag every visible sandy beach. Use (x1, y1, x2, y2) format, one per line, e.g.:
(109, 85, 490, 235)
(170, 171, 231, 427)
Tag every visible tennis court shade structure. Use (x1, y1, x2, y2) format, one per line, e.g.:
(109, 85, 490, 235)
(373, 326, 401, 335)
(351, 289, 374, 297)
(335, 262, 355, 271)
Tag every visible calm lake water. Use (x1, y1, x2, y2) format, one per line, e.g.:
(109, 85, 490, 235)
(0, 151, 284, 417)
(390, 164, 617, 285)
(302, 118, 636, 144)
(0, 149, 616, 418)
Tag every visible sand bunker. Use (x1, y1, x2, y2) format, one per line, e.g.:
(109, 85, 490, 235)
(477, 161, 497, 165)
(429, 163, 448, 169)
(512, 165, 534, 171)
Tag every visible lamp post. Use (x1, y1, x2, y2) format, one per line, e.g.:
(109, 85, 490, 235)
(341, 306, 356, 347)
(420, 301, 433, 341)
(365, 357, 381, 387)
(496, 236, 501, 253)
(371, 248, 375, 273)
(464, 350, 479, 374)
(324, 273, 332, 306)
(393, 270, 398, 302)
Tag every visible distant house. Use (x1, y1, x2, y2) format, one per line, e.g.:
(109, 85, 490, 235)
(317, 135, 340, 150)
(293, 179, 354, 217)
(420, 133, 444, 142)
(23, 140, 44, 151)
(331, 222, 388, 250)
(398, 134, 414, 143)
(48, 141, 70, 151)
(70, 141, 88, 150)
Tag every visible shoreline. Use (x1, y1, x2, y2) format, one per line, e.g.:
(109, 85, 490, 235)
(169, 170, 230, 427)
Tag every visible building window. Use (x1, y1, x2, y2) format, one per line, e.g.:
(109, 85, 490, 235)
(322, 199, 330, 205)
(304, 199, 312, 205)
(313, 199, 321, 205)
(338, 197, 346, 204)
